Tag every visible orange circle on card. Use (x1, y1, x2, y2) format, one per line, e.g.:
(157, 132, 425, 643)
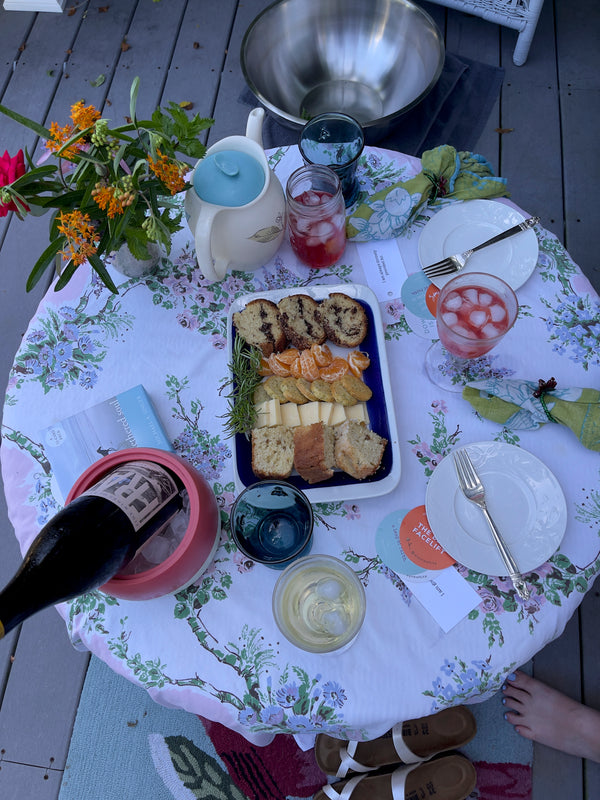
(399, 505, 455, 570)
(425, 283, 440, 316)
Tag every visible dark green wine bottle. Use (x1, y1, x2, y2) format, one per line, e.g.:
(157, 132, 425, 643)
(0, 460, 183, 639)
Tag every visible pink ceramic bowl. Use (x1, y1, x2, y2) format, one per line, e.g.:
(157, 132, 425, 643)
(66, 447, 221, 600)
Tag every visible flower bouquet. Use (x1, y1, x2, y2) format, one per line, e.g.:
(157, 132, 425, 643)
(0, 78, 212, 293)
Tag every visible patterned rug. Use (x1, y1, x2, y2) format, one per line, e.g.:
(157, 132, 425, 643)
(59, 656, 532, 800)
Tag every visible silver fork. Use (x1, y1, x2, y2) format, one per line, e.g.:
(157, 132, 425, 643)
(453, 448, 530, 600)
(423, 216, 539, 279)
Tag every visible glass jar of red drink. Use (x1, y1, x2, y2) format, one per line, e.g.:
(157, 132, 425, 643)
(285, 165, 346, 268)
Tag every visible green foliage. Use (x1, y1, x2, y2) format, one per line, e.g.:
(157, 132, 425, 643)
(0, 77, 214, 293)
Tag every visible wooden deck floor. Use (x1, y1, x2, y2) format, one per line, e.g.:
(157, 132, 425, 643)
(0, 1, 598, 798)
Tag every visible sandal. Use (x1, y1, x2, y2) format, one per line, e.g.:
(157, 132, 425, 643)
(314, 754, 477, 800)
(314, 706, 476, 778)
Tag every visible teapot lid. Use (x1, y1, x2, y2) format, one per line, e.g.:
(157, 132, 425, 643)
(193, 150, 265, 207)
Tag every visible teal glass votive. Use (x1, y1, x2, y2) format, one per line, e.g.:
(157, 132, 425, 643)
(230, 481, 314, 569)
(299, 112, 365, 206)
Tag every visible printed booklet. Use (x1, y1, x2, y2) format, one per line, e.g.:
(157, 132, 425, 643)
(40, 384, 173, 502)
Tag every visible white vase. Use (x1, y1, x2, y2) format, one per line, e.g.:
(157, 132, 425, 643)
(112, 241, 163, 278)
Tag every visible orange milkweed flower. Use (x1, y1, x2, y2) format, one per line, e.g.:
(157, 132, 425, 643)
(92, 184, 129, 218)
(70, 100, 101, 131)
(45, 121, 78, 157)
(56, 209, 100, 266)
(147, 149, 187, 194)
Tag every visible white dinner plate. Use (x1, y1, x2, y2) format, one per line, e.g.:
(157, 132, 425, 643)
(418, 200, 539, 290)
(227, 283, 401, 504)
(425, 441, 567, 576)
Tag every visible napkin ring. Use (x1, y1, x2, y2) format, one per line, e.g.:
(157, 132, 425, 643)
(424, 171, 449, 203)
(533, 377, 559, 422)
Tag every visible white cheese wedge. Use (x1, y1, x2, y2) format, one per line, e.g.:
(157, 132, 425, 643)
(280, 402, 302, 427)
(266, 398, 282, 426)
(254, 399, 281, 428)
(345, 402, 369, 425)
(329, 403, 347, 426)
(319, 402, 334, 425)
(298, 401, 321, 426)
(254, 401, 268, 428)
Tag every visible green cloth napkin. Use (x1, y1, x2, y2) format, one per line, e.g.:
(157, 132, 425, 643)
(463, 378, 600, 452)
(347, 144, 509, 241)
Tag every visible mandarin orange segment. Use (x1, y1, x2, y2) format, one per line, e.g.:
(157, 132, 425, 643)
(277, 348, 300, 365)
(348, 350, 370, 377)
(289, 356, 303, 379)
(267, 353, 291, 377)
(299, 349, 320, 381)
(258, 357, 273, 377)
(318, 357, 349, 382)
(310, 343, 333, 367)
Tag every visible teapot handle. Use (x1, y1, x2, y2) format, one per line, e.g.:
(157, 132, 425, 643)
(246, 107, 265, 149)
(193, 206, 230, 282)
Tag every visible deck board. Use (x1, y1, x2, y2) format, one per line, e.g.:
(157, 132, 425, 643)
(0, 1, 598, 797)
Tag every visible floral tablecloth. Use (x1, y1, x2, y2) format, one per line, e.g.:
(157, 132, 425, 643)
(2, 146, 599, 749)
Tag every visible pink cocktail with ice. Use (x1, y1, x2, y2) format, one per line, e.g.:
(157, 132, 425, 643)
(286, 165, 346, 268)
(436, 272, 518, 359)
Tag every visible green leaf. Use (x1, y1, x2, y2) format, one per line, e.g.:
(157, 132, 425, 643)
(87, 253, 119, 294)
(54, 259, 80, 292)
(124, 227, 152, 260)
(90, 73, 106, 88)
(0, 103, 51, 138)
(129, 76, 140, 124)
(26, 237, 64, 291)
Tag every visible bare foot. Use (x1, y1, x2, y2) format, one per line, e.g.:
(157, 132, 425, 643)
(502, 670, 600, 763)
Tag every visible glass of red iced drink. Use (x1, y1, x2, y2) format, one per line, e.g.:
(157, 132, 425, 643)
(286, 165, 346, 268)
(425, 272, 518, 390)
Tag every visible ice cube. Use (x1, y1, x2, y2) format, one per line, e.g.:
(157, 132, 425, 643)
(321, 610, 350, 636)
(469, 310, 488, 328)
(463, 288, 479, 304)
(317, 578, 344, 600)
(293, 216, 312, 234)
(441, 311, 458, 328)
(482, 323, 501, 339)
(453, 324, 477, 339)
(478, 292, 493, 306)
(301, 190, 322, 206)
(140, 529, 177, 564)
(312, 221, 335, 241)
(444, 292, 463, 311)
(490, 304, 507, 322)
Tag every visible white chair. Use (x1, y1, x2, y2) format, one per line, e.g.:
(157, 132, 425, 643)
(426, 0, 546, 65)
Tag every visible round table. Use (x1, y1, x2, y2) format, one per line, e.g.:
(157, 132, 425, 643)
(2, 145, 599, 749)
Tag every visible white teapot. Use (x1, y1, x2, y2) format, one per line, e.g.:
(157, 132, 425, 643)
(184, 108, 286, 281)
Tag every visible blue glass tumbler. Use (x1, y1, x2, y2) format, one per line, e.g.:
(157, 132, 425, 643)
(299, 112, 365, 207)
(230, 480, 314, 569)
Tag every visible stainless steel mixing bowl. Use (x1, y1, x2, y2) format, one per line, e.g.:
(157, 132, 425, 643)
(241, 0, 445, 142)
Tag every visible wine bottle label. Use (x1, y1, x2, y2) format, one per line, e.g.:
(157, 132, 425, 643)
(82, 461, 180, 532)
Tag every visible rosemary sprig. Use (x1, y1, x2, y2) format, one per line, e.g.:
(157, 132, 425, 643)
(220, 335, 263, 438)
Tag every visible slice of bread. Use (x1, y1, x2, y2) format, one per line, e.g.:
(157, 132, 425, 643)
(233, 298, 287, 356)
(317, 293, 368, 347)
(334, 419, 387, 480)
(293, 422, 336, 484)
(251, 426, 294, 479)
(278, 294, 327, 350)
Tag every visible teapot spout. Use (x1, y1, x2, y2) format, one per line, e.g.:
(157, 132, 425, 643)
(246, 107, 265, 149)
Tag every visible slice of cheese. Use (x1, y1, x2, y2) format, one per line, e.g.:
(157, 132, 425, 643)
(329, 403, 347, 426)
(319, 402, 334, 425)
(345, 402, 369, 425)
(254, 398, 281, 428)
(280, 402, 302, 427)
(298, 401, 321, 426)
